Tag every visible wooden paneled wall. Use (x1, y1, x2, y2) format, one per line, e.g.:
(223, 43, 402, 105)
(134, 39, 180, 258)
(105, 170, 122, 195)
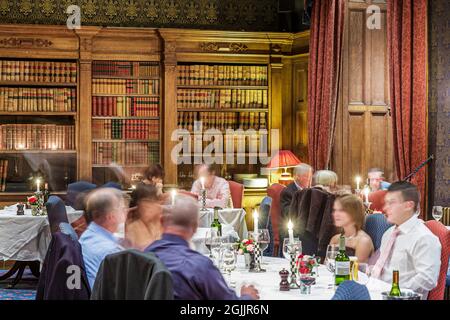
(333, 0, 396, 187)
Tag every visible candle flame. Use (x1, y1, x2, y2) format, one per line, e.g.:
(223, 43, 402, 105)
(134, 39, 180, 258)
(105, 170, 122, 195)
(355, 176, 361, 183)
(171, 189, 177, 197)
(288, 220, 293, 230)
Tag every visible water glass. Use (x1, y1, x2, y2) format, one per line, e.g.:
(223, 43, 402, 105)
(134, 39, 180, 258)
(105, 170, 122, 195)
(282, 238, 301, 260)
(432, 206, 443, 221)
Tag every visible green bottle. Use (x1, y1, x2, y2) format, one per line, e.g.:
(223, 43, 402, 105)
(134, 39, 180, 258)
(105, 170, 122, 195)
(211, 206, 222, 236)
(389, 270, 401, 296)
(334, 235, 350, 286)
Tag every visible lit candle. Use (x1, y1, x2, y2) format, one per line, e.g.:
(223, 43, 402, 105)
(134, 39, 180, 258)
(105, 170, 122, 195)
(171, 189, 177, 205)
(355, 176, 361, 190)
(288, 220, 294, 244)
(363, 187, 370, 203)
(253, 209, 259, 241)
(131, 184, 136, 190)
(36, 178, 41, 192)
(200, 176, 205, 190)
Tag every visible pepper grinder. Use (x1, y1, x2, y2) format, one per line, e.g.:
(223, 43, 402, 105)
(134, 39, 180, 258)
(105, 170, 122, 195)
(17, 203, 25, 216)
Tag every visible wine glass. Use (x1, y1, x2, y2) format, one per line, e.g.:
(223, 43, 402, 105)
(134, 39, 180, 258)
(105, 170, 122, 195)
(221, 244, 237, 288)
(432, 206, 443, 221)
(351, 262, 370, 285)
(249, 229, 270, 264)
(325, 244, 339, 288)
(282, 238, 301, 260)
(205, 228, 219, 258)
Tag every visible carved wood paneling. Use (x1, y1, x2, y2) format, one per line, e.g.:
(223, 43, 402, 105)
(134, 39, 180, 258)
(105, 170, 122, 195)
(333, 1, 395, 187)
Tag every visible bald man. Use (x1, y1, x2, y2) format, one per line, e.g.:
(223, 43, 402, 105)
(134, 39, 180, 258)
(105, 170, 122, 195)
(79, 188, 128, 288)
(145, 195, 259, 300)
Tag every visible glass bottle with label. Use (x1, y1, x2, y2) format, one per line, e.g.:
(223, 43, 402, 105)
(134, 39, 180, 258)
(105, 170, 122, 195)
(389, 270, 401, 296)
(211, 206, 222, 236)
(334, 235, 350, 286)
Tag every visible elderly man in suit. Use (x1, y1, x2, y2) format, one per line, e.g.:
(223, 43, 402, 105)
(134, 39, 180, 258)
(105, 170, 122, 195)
(279, 163, 313, 245)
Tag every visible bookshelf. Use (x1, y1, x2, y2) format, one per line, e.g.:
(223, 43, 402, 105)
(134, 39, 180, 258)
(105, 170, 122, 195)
(176, 63, 270, 189)
(0, 58, 78, 194)
(91, 60, 161, 187)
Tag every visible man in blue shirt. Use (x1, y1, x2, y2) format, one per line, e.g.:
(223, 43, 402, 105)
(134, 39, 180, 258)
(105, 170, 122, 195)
(146, 195, 259, 300)
(79, 188, 128, 288)
(368, 168, 391, 191)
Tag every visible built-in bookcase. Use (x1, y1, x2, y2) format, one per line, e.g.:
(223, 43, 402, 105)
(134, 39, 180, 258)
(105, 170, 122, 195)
(0, 58, 77, 193)
(91, 60, 161, 187)
(176, 63, 270, 190)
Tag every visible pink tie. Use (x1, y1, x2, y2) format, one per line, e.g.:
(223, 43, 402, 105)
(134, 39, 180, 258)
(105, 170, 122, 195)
(371, 228, 401, 279)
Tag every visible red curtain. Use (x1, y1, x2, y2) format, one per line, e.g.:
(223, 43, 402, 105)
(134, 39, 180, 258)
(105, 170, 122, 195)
(387, 0, 428, 217)
(307, 0, 345, 170)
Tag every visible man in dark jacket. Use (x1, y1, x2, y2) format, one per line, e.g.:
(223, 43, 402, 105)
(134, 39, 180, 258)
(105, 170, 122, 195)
(279, 163, 313, 246)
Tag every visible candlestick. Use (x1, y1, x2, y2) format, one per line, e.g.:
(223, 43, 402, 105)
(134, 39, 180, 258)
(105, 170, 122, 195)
(200, 176, 205, 190)
(36, 178, 41, 192)
(288, 220, 294, 244)
(200, 188, 207, 211)
(355, 176, 361, 191)
(171, 189, 177, 205)
(363, 187, 370, 203)
(253, 209, 259, 241)
(289, 247, 299, 289)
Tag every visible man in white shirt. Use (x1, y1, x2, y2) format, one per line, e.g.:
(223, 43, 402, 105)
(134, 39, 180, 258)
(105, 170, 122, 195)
(191, 164, 231, 208)
(372, 181, 441, 299)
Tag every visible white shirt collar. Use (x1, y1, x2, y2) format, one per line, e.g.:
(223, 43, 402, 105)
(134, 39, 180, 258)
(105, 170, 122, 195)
(294, 181, 302, 190)
(397, 214, 419, 234)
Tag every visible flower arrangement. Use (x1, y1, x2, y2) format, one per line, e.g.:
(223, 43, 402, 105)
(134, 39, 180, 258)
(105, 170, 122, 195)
(238, 239, 255, 254)
(296, 254, 321, 275)
(27, 195, 38, 206)
(27, 192, 46, 216)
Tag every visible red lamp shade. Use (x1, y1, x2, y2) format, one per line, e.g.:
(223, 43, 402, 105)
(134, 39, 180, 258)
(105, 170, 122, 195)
(266, 150, 301, 169)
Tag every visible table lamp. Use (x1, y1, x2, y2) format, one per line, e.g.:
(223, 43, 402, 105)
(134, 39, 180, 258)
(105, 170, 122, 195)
(265, 150, 302, 186)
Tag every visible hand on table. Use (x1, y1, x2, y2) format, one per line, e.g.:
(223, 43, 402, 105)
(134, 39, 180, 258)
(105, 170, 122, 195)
(240, 284, 260, 300)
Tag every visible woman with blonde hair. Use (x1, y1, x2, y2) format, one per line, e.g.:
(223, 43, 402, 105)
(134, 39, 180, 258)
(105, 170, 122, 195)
(329, 194, 374, 263)
(312, 170, 338, 193)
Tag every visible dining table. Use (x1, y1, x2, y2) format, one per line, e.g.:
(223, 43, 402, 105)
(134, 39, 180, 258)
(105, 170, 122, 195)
(0, 204, 83, 287)
(226, 256, 392, 300)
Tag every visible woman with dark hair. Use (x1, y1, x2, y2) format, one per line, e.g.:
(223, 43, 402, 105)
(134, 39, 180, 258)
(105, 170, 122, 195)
(329, 194, 374, 263)
(142, 164, 165, 196)
(125, 184, 163, 250)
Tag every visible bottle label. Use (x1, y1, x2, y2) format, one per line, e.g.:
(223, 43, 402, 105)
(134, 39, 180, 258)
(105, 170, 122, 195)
(335, 261, 350, 275)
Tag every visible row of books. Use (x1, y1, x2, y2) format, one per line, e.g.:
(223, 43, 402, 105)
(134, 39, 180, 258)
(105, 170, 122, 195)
(177, 89, 268, 109)
(0, 60, 77, 83)
(92, 119, 160, 140)
(92, 79, 160, 95)
(92, 61, 160, 78)
(0, 87, 76, 112)
(177, 65, 268, 86)
(92, 96, 159, 117)
(0, 159, 7, 191)
(92, 141, 159, 165)
(173, 135, 266, 154)
(0, 124, 75, 150)
(178, 111, 267, 131)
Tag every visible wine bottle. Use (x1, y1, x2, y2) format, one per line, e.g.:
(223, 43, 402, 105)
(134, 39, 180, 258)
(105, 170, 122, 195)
(211, 206, 222, 236)
(335, 235, 350, 286)
(389, 270, 401, 296)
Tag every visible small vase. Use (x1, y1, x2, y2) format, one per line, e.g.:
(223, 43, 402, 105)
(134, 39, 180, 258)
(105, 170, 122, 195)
(31, 205, 39, 216)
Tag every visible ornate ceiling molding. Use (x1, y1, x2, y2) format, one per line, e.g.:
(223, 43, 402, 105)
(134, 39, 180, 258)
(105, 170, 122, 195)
(0, 37, 53, 48)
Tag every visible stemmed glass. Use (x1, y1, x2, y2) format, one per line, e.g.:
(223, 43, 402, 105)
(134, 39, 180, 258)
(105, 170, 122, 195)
(282, 238, 302, 260)
(249, 229, 270, 264)
(205, 228, 221, 261)
(432, 206, 443, 221)
(221, 243, 237, 288)
(325, 244, 339, 288)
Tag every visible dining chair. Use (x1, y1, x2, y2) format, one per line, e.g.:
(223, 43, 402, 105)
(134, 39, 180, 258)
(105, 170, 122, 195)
(368, 190, 388, 212)
(45, 195, 69, 234)
(267, 183, 286, 257)
(425, 220, 450, 300)
(228, 180, 244, 209)
(331, 281, 371, 300)
(363, 213, 392, 251)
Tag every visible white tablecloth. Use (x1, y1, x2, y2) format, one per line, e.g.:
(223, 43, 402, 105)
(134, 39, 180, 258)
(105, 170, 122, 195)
(228, 256, 391, 300)
(198, 208, 248, 240)
(0, 205, 83, 262)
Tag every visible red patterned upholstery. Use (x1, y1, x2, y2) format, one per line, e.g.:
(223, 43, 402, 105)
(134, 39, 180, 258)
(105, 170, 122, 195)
(267, 183, 286, 256)
(369, 190, 388, 212)
(425, 220, 450, 300)
(228, 181, 244, 209)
